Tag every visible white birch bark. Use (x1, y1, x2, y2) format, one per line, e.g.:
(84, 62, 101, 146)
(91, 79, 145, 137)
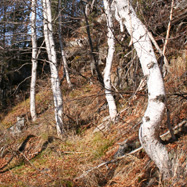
(103, 0, 117, 121)
(43, 0, 63, 136)
(91, 0, 96, 11)
(113, 0, 172, 178)
(30, 0, 37, 121)
(58, 0, 72, 88)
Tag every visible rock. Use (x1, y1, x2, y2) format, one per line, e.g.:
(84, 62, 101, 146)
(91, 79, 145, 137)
(9, 117, 25, 136)
(114, 140, 141, 158)
(114, 140, 128, 158)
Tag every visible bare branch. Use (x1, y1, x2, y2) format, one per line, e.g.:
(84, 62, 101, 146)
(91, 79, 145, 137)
(162, 0, 174, 66)
(12, 76, 31, 95)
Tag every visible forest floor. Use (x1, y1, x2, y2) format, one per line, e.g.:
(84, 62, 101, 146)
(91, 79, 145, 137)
(0, 49, 187, 186)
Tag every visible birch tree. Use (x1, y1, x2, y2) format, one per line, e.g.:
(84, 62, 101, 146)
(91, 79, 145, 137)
(103, 0, 117, 121)
(30, 0, 37, 121)
(58, 0, 72, 88)
(113, 0, 172, 178)
(43, 0, 63, 136)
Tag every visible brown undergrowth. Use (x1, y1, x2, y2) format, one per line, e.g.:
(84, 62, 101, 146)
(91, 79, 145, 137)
(0, 51, 187, 187)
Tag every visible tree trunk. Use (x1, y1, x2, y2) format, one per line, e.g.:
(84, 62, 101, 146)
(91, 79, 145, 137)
(103, 0, 117, 121)
(30, 0, 37, 121)
(58, 0, 72, 88)
(113, 0, 172, 178)
(81, 1, 103, 85)
(43, 0, 63, 136)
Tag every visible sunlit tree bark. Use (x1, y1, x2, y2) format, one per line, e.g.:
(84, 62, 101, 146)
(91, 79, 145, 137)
(43, 0, 63, 136)
(103, 0, 117, 121)
(113, 0, 172, 178)
(30, 0, 37, 121)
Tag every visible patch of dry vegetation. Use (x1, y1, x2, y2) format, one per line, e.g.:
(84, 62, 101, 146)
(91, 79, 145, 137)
(0, 43, 186, 187)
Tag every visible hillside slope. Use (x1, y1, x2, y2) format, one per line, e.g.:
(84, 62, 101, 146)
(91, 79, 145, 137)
(0, 47, 186, 186)
(0, 1, 187, 185)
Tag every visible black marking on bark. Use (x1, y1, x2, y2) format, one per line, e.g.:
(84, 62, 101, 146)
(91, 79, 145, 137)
(155, 94, 165, 103)
(147, 62, 155, 69)
(145, 116, 150, 122)
(128, 10, 132, 14)
(149, 50, 152, 52)
(139, 126, 142, 138)
(122, 17, 126, 23)
(139, 35, 144, 40)
(123, 5, 128, 9)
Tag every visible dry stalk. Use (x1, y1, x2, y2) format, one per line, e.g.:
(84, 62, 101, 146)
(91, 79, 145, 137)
(162, 0, 174, 66)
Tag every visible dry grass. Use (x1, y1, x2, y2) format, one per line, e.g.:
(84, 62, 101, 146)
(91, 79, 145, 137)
(0, 50, 187, 186)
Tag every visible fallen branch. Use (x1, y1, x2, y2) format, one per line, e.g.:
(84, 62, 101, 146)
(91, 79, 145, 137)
(76, 119, 187, 180)
(75, 146, 142, 180)
(160, 120, 187, 139)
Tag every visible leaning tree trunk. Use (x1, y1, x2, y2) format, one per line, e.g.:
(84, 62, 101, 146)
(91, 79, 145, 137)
(43, 0, 63, 136)
(58, 0, 72, 88)
(113, 0, 172, 178)
(30, 0, 37, 121)
(103, 0, 117, 121)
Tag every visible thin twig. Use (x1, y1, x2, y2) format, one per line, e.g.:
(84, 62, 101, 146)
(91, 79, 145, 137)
(160, 120, 187, 138)
(1, 63, 32, 76)
(19, 151, 53, 180)
(148, 31, 169, 67)
(62, 151, 88, 154)
(162, 0, 174, 65)
(12, 76, 31, 95)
